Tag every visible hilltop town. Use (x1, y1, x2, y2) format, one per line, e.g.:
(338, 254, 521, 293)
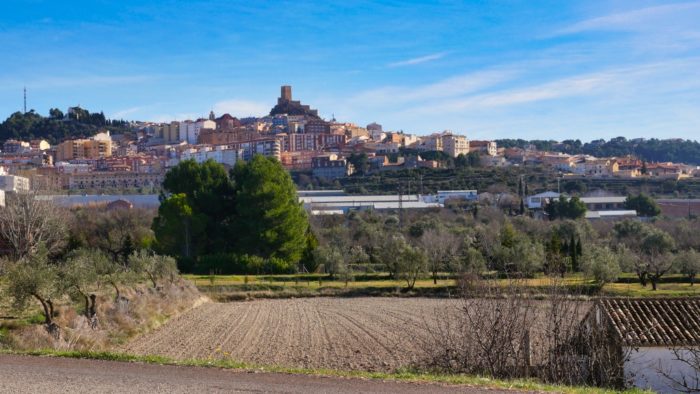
(0, 86, 700, 220)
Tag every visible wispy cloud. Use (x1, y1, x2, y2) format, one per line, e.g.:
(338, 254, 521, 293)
(387, 52, 447, 68)
(408, 59, 700, 115)
(347, 69, 517, 108)
(555, 2, 700, 35)
(332, 54, 700, 139)
(110, 106, 144, 119)
(212, 99, 269, 117)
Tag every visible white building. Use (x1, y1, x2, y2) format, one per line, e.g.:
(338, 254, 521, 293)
(0, 167, 30, 193)
(526, 191, 636, 219)
(179, 119, 215, 145)
(585, 299, 700, 393)
(526, 191, 562, 210)
(298, 191, 441, 215)
(298, 189, 478, 215)
(180, 145, 242, 167)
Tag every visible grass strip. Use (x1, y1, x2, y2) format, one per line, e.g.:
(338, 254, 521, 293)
(0, 348, 650, 394)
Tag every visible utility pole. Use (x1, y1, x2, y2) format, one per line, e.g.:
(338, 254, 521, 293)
(398, 183, 404, 229)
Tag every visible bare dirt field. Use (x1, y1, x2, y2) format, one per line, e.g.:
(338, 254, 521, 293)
(122, 297, 458, 372)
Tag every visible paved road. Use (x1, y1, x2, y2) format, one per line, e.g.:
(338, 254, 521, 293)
(0, 355, 529, 394)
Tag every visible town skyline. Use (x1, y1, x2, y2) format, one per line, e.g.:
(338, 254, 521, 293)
(2, 1, 700, 140)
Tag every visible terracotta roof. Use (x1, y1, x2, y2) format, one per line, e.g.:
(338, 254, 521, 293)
(600, 298, 700, 347)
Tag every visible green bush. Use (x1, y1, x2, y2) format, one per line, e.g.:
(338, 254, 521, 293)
(192, 253, 296, 275)
(264, 257, 296, 274)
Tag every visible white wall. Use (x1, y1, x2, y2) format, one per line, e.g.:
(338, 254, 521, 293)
(625, 347, 699, 393)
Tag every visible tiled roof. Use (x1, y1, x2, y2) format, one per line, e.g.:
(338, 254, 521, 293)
(600, 298, 700, 347)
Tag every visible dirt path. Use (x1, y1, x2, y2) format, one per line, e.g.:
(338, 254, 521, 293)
(0, 354, 533, 393)
(122, 298, 458, 372)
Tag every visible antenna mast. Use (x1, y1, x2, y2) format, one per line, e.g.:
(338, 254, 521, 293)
(23, 87, 27, 113)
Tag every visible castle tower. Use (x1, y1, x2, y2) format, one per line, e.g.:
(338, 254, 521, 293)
(281, 85, 292, 101)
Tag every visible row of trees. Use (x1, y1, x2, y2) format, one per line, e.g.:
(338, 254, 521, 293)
(308, 203, 700, 290)
(4, 248, 177, 335)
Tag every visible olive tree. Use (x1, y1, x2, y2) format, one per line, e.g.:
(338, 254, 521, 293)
(313, 245, 343, 279)
(4, 253, 62, 336)
(397, 243, 427, 290)
(374, 233, 410, 279)
(129, 251, 179, 288)
(420, 228, 461, 284)
(676, 249, 700, 286)
(63, 250, 100, 324)
(640, 228, 675, 291)
(458, 247, 487, 275)
(581, 245, 620, 285)
(614, 220, 675, 290)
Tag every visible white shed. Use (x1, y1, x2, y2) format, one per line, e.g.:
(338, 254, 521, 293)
(592, 298, 700, 393)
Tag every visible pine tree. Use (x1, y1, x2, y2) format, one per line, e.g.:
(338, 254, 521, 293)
(231, 155, 311, 263)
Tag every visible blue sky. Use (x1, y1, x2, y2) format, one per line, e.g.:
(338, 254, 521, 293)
(1, 0, 699, 140)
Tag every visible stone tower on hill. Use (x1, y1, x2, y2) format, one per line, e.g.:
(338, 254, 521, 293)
(280, 85, 292, 102)
(270, 85, 320, 118)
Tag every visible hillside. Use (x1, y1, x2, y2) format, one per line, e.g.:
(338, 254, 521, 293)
(496, 137, 700, 165)
(0, 109, 132, 145)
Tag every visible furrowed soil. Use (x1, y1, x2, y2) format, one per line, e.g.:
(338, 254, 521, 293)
(122, 298, 457, 372)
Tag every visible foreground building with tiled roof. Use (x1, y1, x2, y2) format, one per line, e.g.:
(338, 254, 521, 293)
(583, 298, 700, 393)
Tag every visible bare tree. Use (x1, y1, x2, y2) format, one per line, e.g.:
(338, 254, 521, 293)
(0, 192, 67, 260)
(420, 228, 461, 284)
(660, 347, 700, 393)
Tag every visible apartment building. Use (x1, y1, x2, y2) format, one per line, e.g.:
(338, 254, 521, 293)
(0, 167, 30, 192)
(418, 131, 469, 157)
(312, 154, 352, 180)
(469, 140, 498, 156)
(280, 133, 345, 152)
(68, 171, 164, 190)
(180, 119, 216, 144)
(55, 132, 113, 161)
(180, 145, 243, 167)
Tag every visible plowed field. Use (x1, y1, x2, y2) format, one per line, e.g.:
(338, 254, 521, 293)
(123, 298, 456, 372)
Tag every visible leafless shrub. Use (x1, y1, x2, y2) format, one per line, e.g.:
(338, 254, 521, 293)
(421, 275, 630, 389)
(421, 276, 535, 378)
(0, 192, 68, 259)
(659, 346, 700, 392)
